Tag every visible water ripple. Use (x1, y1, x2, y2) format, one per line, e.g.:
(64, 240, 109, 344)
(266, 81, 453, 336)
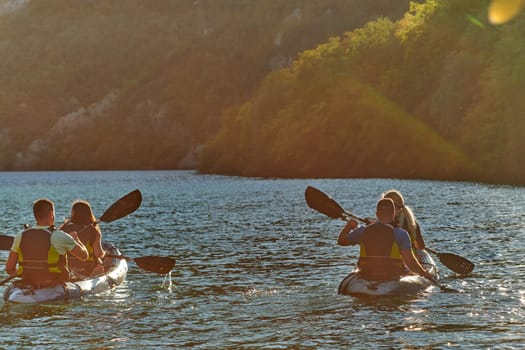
(0, 171, 524, 348)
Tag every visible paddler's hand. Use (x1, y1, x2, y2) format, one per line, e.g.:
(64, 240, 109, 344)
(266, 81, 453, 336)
(346, 219, 358, 230)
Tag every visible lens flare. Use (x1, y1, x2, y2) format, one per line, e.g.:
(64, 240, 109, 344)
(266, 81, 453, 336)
(488, 0, 525, 24)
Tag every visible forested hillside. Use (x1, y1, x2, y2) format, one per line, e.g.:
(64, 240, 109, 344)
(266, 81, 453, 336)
(200, 0, 525, 184)
(0, 0, 411, 170)
(1, 0, 524, 185)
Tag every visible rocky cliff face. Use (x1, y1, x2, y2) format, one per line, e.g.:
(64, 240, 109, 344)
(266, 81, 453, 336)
(0, 0, 29, 16)
(0, 0, 412, 170)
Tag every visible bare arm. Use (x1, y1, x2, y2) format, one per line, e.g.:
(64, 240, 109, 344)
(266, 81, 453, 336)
(68, 231, 89, 261)
(337, 220, 358, 246)
(92, 227, 105, 263)
(401, 249, 434, 282)
(6, 251, 19, 277)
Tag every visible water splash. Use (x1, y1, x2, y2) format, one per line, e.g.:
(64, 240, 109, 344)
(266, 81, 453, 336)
(162, 271, 173, 293)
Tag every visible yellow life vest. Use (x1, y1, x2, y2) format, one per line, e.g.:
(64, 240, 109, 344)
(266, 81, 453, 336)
(18, 227, 68, 284)
(358, 223, 405, 280)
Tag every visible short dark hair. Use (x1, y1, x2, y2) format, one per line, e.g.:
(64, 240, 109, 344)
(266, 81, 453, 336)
(33, 199, 54, 221)
(376, 198, 395, 214)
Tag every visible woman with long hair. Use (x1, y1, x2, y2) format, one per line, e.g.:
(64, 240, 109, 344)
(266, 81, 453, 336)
(61, 200, 105, 278)
(382, 189, 426, 251)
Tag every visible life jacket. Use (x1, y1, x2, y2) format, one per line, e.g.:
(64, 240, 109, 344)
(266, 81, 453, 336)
(357, 223, 405, 281)
(61, 222, 96, 269)
(17, 227, 69, 285)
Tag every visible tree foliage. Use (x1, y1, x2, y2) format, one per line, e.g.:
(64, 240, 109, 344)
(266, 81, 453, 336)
(201, 0, 525, 184)
(0, 0, 412, 170)
(2, 0, 525, 184)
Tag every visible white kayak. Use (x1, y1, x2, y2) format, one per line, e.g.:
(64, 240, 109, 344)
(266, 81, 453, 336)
(338, 250, 438, 297)
(3, 243, 127, 304)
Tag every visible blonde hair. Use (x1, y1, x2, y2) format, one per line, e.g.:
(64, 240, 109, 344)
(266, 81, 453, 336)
(382, 189, 404, 208)
(382, 189, 417, 231)
(399, 204, 417, 229)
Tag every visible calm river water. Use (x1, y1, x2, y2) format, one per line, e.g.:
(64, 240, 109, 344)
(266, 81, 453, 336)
(0, 171, 523, 349)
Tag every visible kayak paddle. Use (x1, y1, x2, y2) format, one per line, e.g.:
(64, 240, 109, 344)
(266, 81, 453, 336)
(98, 189, 142, 224)
(305, 185, 468, 291)
(0, 255, 176, 286)
(305, 185, 474, 274)
(305, 185, 368, 222)
(425, 247, 474, 275)
(93, 190, 176, 274)
(0, 234, 13, 251)
(0, 189, 143, 251)
(76, 189, 143, 235)
(107, 254, 176, 274)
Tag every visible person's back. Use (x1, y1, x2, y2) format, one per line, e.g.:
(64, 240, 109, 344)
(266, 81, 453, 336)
(62, 222, 98, 275)
(338, 198, 434, 283)
(17, 225, 69, 287)
(5, 198, 89, 288)
(357, 201, 406, 280)
(61, 200, 105, 278)
(358, 224, 406, 280)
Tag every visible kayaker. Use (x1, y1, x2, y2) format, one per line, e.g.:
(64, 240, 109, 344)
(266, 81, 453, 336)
(5, 198, 89, 288)
(61, 200, 105, 278)
(382, 189, 426, 251)
(337, 198, 435, 282)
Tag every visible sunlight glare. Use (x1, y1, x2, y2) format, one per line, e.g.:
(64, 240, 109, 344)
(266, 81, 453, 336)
(488, 0, 525, 24)
(162, 271, 173, 292)
(519, 290, 525, 306)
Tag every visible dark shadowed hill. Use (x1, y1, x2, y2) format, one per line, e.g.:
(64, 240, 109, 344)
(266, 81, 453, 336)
(0, 0, 412, 170)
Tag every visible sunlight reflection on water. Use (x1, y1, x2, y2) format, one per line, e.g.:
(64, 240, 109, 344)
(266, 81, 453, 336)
(0, 171, 524, 348)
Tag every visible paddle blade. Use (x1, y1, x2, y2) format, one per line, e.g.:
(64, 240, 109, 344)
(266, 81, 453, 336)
(134, 256, 176, 274)
(0, 234, 14, 251)
(438, 252, 475, 275)
(305, 186, 345, 219)
(100, 189, 142, 223)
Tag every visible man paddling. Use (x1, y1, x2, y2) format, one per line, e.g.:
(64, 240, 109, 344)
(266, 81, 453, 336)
(5, 198, 89, 288)
(337, 198, 435, 282)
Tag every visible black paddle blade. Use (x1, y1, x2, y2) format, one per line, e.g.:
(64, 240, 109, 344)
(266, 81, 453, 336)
(438, 252, 475, 275)
(134, 256, 176, 274)
(0, 234, 14, 251)
(100, 189, 142, 223)
(305, 186, 345, 219)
